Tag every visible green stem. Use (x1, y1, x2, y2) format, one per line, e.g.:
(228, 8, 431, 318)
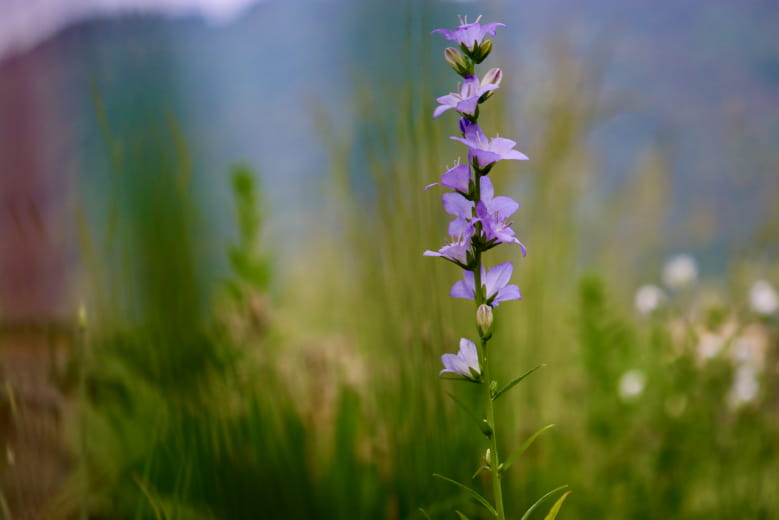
(482, 336, 505, 520)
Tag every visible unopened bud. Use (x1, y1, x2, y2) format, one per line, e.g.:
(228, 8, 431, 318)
(475, 39, 493, 63)
(477, 304, 493, 337)
(444, 47, 472, 76)
(485, 448, 494, 466)
(482, 67, 503, 87)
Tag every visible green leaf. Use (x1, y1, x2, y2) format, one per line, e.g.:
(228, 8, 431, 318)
(446, 392, 483, 430)
(520, 485, 568, 520)
(543, 490, 571, 520)
(471, 465, 490, 479)
(455, 511, 472, 520)
(492, 365, 545, 400)
(433, 473, 497, 517)
(418, 508, 432, 520)
(502, 424, 556, 473)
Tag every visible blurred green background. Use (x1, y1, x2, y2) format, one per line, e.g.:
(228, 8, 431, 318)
(1, 1, 778, 519)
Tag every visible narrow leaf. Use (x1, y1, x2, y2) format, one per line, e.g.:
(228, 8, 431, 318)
(455, 511, 472, 520)
(418, 508, 432, 520)
(446, 392, 482, 430)
(493, 364, 545, 400)
(502, 424, 556, 473)
(471, 465, 490, 479)
(543, 490, 571, 520)
(433, 473, 497, 517)
(520, 485, 568, 520)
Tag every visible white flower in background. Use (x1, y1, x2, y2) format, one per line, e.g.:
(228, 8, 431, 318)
(749, 280, 779, 316)
(696, 332, 725, 361)
(618, 369, 646, 401)
(728, 365, 759, 408)
(662, 254, 698, 290)
(634, 284, 666, 315)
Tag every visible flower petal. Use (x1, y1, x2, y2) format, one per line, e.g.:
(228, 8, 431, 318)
(455, 96, 479, 116)
(458, 338, 479, 370)
(433, 104, 453, 119)
(440, 164, 471, 193)
(501, 149, 529, 161)
(442, 192, 473, 218)
(471, 149, 502, 168)
(493, 284, 521, 305)
(485, 262, 514, 298)
(479, 175, 494, 201)
(490, 195, 519, 218)
(440, 353, 470, 376)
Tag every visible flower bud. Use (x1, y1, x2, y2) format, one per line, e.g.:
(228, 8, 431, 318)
(485, 448, 494, 467)
(477, 304, 493, 337)
(482, 67, 503, 87)
(444, 47, 472, 76)
(473, 39, 493, 64)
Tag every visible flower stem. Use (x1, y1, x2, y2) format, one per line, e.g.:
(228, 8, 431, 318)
(482, 334, 506, 520)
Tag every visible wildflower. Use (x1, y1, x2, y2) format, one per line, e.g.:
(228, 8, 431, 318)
(432, 15, 505, 52)
(728, 365, 759, 408)
(433, 73, 501, 119)
(441, 192, 475, 238)
(634, 284, 665, 316)
(450, 262, 521, 307)
(749, 280, 778, 316)
(662, 254, 698, 290)
(618, 369, 645, 401)
(424, 162, 471, 194)
(440, 338, 481, 380)
(423, 235, 471, 265)
(451, 120, 528, 169)
(475, 176, 526, 254)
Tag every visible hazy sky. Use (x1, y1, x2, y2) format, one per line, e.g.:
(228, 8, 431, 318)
(0, 0, 261, 60)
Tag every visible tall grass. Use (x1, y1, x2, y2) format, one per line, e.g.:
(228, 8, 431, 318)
(57, 31, 779, 520)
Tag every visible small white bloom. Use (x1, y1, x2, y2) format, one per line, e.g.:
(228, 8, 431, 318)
(662, 254, 698, 290)
(749, 280, 779, 316)
(634, 284, 666, 315)
(618, 369, 645, 401)
(728, 365, 759, 408)
(696, 332, 725, 361)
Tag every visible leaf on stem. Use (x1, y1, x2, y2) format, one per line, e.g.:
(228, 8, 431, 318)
(446, 392, 483, 431)
(492, 364, 545, 401)
(455, 511, 472, 520)
(543, 490, 571, 520)
(432, 473, 498, 518)
(519, 485, 569, 520)
(501, 424, 556, 473)
(471, 465, 490, 479)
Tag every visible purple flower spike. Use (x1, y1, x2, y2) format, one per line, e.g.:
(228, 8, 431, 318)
(451, 122, 529, 169)
(476, 176, 527, 255)
(424, 162, 471, 193)
(433, 15, 505, 51)
(440, 338, 480, 380)
(424, 236, 471, 265)
(450, 262, 521, 307)
(433, 74, 500, 119)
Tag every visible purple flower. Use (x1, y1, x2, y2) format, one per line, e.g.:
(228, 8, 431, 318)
(440, 338, 481, 380)
(476, 176, 527, 255)
(433, 74, 500, 119)
(433, 15, 505, 51)
(424, 162, 471, 194)
(441, 192, 474, 238)
(424, 236, 471, 265)
(451, 121, 528, 169)
(450, 262, 521, 307)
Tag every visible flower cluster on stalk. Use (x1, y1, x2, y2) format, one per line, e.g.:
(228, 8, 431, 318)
(426, 16, 528, 381)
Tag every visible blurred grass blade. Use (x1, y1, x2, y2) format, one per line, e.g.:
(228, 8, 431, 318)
(520, 485, 568, 520)
(455, 511, 472, 520)
(543, 490, 571, 520)
(418, 508, 432, 520)
(502, 424, 556, 473)
(492, 365, 545, 401)
(432, 474, 497, 517)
